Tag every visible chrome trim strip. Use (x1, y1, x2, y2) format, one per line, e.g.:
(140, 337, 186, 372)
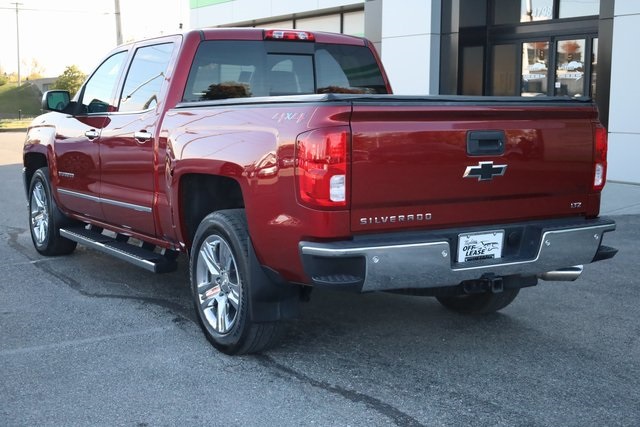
(58, 188, 100, 202)
(57, 188, 152, 213)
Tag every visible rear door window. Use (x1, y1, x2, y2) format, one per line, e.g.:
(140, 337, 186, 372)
(119, 43, 174, 112)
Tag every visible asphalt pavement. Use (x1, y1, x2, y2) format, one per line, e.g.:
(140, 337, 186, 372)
(1, 131, 639, 426)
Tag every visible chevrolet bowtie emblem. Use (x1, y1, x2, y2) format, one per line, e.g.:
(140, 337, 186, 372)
(463, 161, 507, 181)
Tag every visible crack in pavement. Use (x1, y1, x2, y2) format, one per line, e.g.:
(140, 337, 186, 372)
(4, 227, 195, 321)
(255, 354, 425, 427)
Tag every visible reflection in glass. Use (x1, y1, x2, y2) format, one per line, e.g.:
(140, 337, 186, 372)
(591, 38, 598, 99)
(81, 52, 127, 113)
(560, 0, 600, 18)
(554, 39, 585, 97)
(460, 0, 487, 27)
(521, 0, 554, 22)
(521, 41, 549, 96)
(493, 0, 521, 24)
(461, 46, 484, 95)
(120, 43, 174, 112)
(492, 44, 517, 96)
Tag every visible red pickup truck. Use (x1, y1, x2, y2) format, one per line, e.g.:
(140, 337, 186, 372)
(24, 28, 617, 354)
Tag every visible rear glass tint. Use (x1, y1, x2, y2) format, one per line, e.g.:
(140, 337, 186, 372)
(183, 40, 387, 102)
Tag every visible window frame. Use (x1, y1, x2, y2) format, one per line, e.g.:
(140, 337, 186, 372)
(117, 42, 176, 114)
(76, 50, 129, 116)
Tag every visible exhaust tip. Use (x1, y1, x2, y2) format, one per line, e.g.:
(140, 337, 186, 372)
(538, 265, 583, 282)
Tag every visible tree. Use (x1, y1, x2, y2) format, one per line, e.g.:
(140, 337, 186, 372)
(25, 58, 46, 80)
(0, 66, 7, 87)
(53, 65, 87, 96)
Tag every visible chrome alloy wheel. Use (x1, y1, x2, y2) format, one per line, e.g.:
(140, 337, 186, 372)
(196, 235, 241, 334)
(30, 181, 49, 245)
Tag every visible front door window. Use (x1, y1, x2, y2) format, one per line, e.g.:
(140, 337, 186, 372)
(80, 51, 127, 114)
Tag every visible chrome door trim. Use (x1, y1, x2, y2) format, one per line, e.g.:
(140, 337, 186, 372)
(58, 188, 152, 213)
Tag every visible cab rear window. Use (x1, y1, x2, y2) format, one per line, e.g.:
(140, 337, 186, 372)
(182, 40, 387, 102)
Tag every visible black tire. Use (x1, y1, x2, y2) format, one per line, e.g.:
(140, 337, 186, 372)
(190, 209, 283, 355)
(28, 167, 77, 256)
(436, 288, 520, 314)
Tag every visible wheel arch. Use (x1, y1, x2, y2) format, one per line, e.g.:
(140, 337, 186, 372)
(23, 123, 58, 199)
(23, 152, 49, 198)
(178, 173, 245, 249)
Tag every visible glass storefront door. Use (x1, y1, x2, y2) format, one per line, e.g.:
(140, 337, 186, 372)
(554, 38, 586, 97)
(491, 44, 518, 96)
(521, 41, 549, 96)
(488, 35, 597, 98)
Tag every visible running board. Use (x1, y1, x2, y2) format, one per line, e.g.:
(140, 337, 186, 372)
(60, 227, 178, 273)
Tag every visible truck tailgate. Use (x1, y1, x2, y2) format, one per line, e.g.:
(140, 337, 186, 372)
(349, 97, 599, 233)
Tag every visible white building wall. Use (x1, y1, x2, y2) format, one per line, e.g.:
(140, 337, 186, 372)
(190, 0, 443, 96)
(187, 0, 637, 186)
(608, 0, 640, 184)
(380, 0, 440, 95)
(191, 0, 363, 28)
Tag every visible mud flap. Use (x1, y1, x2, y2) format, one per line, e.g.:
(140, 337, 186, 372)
(247, 238, 300, 322)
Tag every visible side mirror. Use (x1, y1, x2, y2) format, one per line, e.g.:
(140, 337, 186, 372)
(42, 90, 71, 112)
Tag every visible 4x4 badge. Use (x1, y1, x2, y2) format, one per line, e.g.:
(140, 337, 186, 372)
(463, 161, 507, 181)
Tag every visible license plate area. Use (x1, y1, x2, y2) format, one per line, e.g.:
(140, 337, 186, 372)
(457, 230, 504, 263)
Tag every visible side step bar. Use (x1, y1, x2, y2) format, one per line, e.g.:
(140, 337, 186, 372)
(60, 226, 178, 273)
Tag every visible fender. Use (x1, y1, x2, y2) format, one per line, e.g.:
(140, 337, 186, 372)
(23, 123, 57, 198)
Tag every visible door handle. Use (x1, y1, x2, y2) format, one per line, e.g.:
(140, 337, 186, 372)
(84, 129, 99, 140)
(467, 131, 505, 156)
(134, 131, 153, 143)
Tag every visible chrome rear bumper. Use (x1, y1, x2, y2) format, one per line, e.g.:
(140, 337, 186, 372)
(300, 218, 616, 292)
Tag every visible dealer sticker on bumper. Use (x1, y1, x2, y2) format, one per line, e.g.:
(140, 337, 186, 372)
(457, 230, 504, 263)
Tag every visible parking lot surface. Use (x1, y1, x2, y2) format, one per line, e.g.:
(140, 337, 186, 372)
(1, 132, 639, 426)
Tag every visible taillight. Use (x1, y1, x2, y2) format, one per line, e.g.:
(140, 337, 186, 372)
(295, 127, 349, 209)
(593, 124, 608, 191)
(264, 30, 315, 41)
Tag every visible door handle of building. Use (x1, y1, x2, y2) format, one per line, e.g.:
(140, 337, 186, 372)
(84, 129, 99, 140)
(134, 131, 152, 143)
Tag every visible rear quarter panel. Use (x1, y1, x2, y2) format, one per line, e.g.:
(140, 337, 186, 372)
(162, 101, 352, 282)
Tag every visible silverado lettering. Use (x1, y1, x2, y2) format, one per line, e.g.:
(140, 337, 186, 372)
(23, 28, 617, 355)
(359, 213, 433, 225)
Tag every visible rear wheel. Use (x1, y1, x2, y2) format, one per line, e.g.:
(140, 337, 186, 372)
(436, 288, 520, 314)
(28, 167, 77, 256)
(190, 209, 283, 355)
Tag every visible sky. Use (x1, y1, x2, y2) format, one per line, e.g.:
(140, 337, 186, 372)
(0, 0, 189, 78)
